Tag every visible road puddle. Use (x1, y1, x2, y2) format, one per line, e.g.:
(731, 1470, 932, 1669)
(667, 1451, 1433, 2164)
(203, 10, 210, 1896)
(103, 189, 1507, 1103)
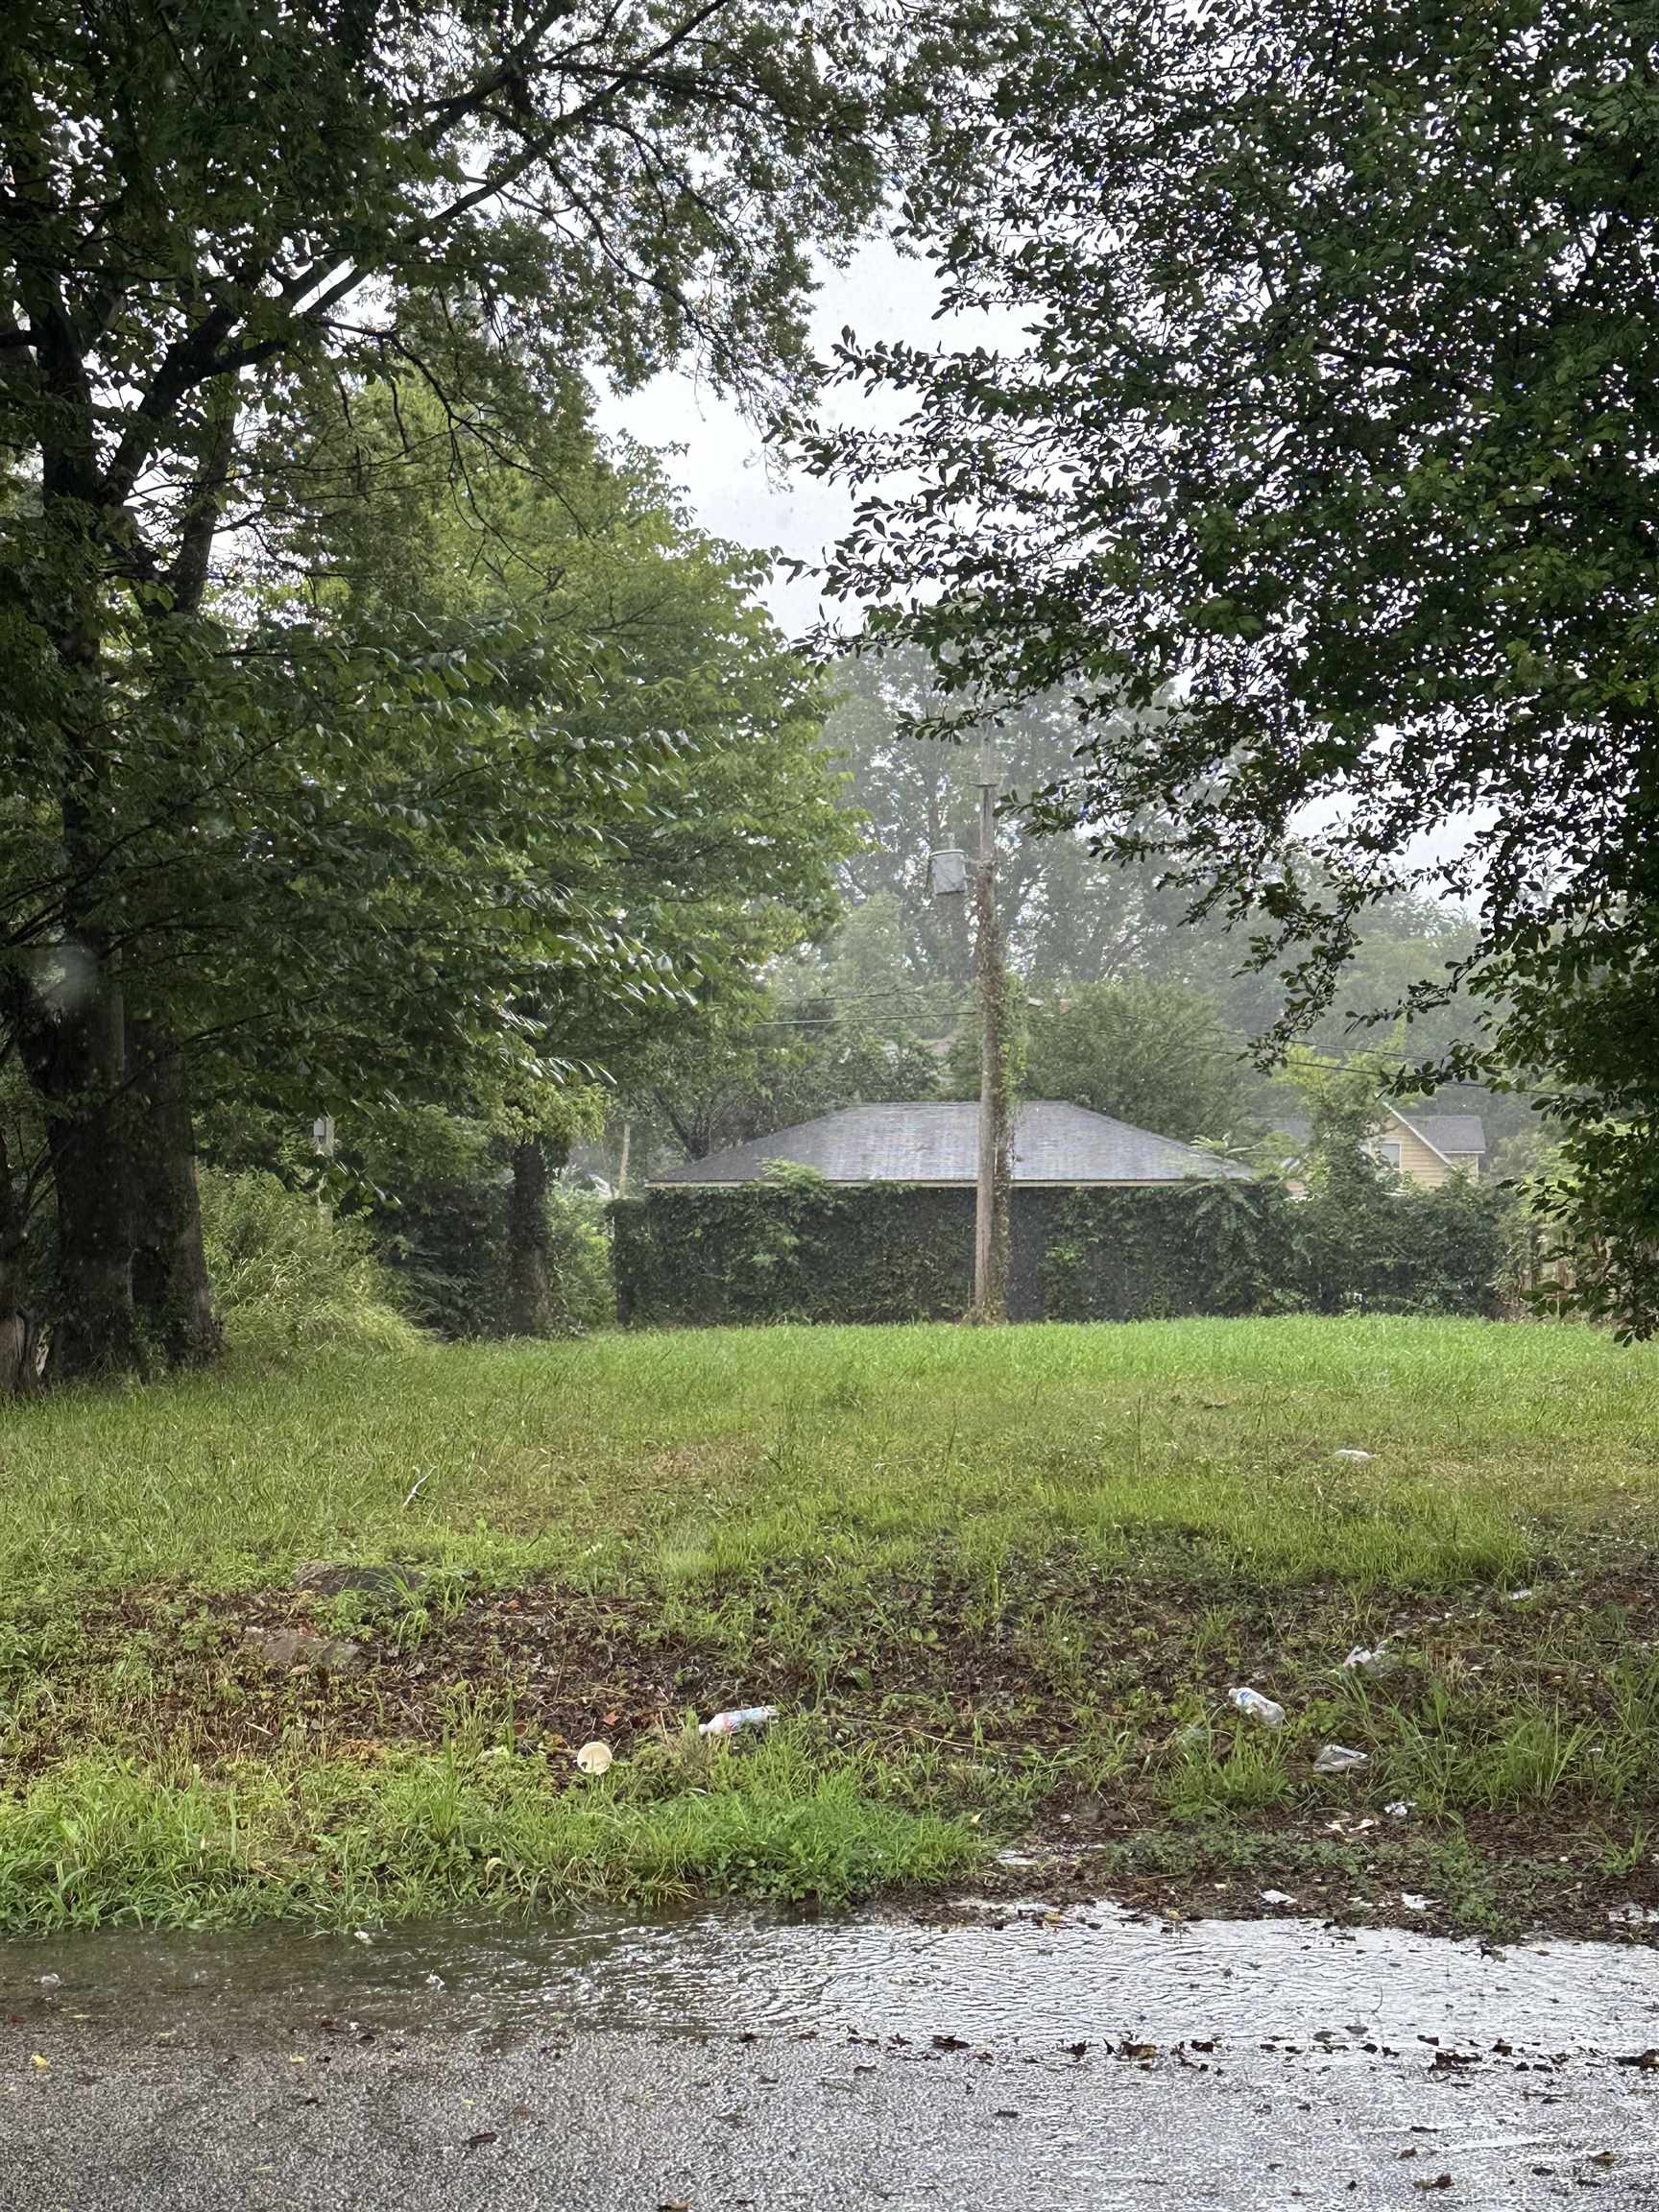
(4, 1901, 1658, 2063)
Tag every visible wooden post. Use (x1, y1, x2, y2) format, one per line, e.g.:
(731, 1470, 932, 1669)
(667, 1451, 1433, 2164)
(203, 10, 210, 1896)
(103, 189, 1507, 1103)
(973, 728, 1010, 1321)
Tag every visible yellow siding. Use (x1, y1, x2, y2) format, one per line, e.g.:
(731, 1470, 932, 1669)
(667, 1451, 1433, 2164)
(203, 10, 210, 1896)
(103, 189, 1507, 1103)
(1374, 1118, 1480, 1189)
(1396, 1126, 1452, 1188)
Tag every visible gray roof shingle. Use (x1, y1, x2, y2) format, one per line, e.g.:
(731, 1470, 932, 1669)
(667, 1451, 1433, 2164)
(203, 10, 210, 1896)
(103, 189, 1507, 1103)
(651, 1100, 1253, 1188)
(1397, 1112, 1488, 1158)
(1275, 1109, 1487, 1158)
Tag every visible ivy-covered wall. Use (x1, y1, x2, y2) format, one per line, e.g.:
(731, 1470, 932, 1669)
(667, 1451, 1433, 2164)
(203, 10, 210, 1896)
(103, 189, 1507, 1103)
(613, 1175, 1297, 1327)
(1028, 1183, 1297, 1322)
(613, 1166, 1507, 1329)
(613, 1179, 973, 1327)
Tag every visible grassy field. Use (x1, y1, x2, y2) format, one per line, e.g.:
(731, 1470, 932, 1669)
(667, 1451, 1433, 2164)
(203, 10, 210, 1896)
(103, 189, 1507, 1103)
(3, 1314, 1659, 1939)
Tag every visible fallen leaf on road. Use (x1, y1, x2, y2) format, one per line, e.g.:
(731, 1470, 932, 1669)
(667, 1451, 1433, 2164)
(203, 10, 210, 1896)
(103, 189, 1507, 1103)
(30, 2055, 48, 2071)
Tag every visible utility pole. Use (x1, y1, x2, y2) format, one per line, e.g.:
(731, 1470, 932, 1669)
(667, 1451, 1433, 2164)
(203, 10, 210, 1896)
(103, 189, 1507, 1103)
(928, 725, 1012, 1323)
(972, 728, 1011, 1320)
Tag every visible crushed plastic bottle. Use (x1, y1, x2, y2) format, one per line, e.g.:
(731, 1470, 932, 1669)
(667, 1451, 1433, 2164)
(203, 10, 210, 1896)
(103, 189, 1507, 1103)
(1312, 1743, 1369, 1775)
(1228, 1686, 1286, 1729)
(698, 1705, 780, 1738)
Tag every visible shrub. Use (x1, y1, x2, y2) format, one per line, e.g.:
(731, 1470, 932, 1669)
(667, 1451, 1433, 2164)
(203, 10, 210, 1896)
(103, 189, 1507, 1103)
(199, 1170, 422, 1359)
(540, 1182, 615, 1335)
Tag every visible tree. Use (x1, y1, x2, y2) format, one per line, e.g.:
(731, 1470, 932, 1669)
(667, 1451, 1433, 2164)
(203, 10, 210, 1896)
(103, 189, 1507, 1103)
(620, 953, 944, 1169)
(1010, 977, 1254, 1143)
(809, 2, 1659, 1318)
(204, 399, 855, 1334)
(2, 0, 980, 1379)
(828, 649, 1209, 992)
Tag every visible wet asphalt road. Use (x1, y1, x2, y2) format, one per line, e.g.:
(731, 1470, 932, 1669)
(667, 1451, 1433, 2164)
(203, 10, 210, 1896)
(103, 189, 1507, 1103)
(3, 1904, 1658, 2209)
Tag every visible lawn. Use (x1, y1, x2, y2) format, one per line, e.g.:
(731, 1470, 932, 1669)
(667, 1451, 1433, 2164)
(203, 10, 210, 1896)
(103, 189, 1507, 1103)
(3, 1314, 1659, 1939)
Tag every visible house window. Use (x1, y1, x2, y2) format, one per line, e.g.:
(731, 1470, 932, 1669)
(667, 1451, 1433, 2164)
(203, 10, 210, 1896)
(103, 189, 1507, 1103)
(1376, 1139, 1403, 1171)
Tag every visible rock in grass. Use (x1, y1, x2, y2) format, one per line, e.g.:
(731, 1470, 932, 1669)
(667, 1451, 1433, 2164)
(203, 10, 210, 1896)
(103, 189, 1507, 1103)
(243, 1625, 365, 1674)
(292, 1561, 430, 1599)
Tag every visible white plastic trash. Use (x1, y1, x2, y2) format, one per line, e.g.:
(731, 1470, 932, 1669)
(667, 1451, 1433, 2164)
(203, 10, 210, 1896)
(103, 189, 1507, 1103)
(575, 1740, 613, 1775)
(1228, 1687, 1286, 1729)
(1312, 1743, 1369, 1775)
(1334, 1449, 1376, 1463)
(699, 1705, 780, 1738)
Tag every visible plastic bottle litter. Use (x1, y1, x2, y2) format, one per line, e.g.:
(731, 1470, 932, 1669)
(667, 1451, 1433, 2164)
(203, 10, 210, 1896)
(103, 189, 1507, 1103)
(575, 1740, 613, 1775)
(1228, 1687, 1286, 1729)
(1312, 1743, 1369, 1775)
(1506, 1587, 1534, 1603)
(699, 1705, 780, 1738)
(1334, 1449, 1375, 1463)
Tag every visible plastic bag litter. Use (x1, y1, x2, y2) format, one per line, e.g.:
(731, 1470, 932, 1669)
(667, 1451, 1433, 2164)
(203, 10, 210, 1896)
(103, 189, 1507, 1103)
(575, 1740, 613, 1775)
(1343, 1645, 1383, 1671)
(1228, 1686, 1286, 1729)
(1384, 1800, 1412, 1819)
(699, 1705, 780, 1738)
(1312, 1743, 1369, 1775)
(1334, 1449, 1376, 1463)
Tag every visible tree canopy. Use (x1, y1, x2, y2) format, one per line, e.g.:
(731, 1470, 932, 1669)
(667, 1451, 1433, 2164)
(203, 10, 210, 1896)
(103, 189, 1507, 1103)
(1, 0, 988, 1378)
(808, 0, 1659, 1317)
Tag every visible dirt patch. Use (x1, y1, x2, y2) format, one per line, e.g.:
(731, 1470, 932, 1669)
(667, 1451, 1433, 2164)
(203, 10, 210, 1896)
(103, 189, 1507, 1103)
(10, 1555, 1659, 1945)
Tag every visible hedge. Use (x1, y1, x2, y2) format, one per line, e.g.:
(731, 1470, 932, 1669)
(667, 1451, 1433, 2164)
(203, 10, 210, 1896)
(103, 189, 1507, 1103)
(615, 1175, 1298, 1327)
(613, 1167, 1509, 1329)
(613, 1180, 972, 1327)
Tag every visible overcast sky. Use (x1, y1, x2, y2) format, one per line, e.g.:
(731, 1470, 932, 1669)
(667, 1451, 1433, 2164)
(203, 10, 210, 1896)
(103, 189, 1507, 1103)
(597, 235, 950, 637)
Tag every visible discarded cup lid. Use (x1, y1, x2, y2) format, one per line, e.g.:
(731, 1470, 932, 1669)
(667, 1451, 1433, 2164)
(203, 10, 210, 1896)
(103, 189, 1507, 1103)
(575, 1740, 613, 1775)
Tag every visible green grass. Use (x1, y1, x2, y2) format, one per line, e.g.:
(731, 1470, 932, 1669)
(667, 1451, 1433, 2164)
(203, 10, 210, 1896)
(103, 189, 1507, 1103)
(2, 1315, 1658, 1936)
(5, 1314, 1654, 1595)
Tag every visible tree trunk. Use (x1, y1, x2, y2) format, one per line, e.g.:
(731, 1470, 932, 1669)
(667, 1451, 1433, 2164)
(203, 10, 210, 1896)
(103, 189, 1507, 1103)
(128, 1019, 221, 1368)
(505, 1138, 552, 1336)
(0, 1123, 38, 1397)
(16, 949, 147, 1382)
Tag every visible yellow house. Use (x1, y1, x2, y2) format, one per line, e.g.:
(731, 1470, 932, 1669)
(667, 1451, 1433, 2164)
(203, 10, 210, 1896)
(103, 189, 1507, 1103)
(1279, 1105, 1487, 1190)
(1369, 1105, 1487, 1188)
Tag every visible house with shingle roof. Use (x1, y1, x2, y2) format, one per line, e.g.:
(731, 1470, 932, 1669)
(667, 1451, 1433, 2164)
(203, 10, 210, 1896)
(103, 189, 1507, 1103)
(1276, 1103, 1487, 1190)
(615, 1099, 1262, 1327)
(651, 1099, 1254, 1192)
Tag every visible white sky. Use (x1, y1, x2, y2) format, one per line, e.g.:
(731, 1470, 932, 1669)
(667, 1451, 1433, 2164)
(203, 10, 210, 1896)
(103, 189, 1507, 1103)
(597, 235, 950, 636)
(598, 238, 1482, 903)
